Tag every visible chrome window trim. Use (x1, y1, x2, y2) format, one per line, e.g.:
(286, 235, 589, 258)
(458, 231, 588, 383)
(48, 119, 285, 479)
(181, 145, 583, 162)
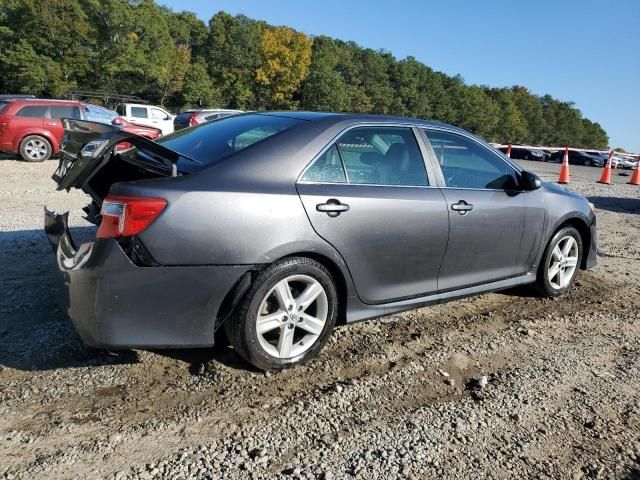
(297, 122, 436, 187)
(296, 180, 440, 189)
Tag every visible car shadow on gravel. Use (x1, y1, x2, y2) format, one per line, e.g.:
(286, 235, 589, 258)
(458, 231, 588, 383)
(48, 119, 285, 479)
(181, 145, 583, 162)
(153, 334, 262, 375)
(0, 228, 139, 372)
(588, 196, 640, 214)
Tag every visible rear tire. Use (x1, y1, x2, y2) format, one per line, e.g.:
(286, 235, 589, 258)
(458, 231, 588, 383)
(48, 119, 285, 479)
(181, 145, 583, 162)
(19, 135, 52, 162)
(534, 226, 583, 297)
(584, 159, 592, 167)
(225, 257, 338, 371)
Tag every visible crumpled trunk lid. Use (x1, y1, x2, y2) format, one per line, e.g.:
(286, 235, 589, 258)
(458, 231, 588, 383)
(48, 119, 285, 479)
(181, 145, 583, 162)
(53, 119, 185, 200)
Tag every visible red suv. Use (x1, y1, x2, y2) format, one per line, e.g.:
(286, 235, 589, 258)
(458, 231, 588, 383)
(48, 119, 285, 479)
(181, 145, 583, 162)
(0, 99, 162, 162)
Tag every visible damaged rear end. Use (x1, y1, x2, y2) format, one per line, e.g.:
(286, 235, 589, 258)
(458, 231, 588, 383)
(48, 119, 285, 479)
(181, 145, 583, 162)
(45, 120, 248, 349)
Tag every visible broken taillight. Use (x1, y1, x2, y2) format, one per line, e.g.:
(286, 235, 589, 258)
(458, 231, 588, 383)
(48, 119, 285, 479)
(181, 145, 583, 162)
(97, 196, 167, 239)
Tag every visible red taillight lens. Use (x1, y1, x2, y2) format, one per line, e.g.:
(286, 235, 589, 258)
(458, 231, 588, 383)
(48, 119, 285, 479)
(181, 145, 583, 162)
(97, 196, 167, 239)
(188, 113, 198, 127)
(0, 117, 9, 130)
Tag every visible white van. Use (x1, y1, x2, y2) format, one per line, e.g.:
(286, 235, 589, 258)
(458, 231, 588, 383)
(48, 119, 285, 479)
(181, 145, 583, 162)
(115, 103, 174, 136)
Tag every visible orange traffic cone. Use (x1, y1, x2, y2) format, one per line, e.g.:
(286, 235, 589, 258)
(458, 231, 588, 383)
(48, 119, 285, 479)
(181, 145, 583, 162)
(506, 144, 512, 158)
(558, 147, 570, 184)
(598, 151, 613, 184)
(629, 156, 640, 185)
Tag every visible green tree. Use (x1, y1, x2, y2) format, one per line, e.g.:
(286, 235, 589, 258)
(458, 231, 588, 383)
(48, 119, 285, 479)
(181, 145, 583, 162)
(299, 36, 349, 111)
(158, 44, 191, 106)
(205, 12, 264, 109)
(0, 2, 611, 147)
(489, 88, 528, 143)
(181, 62, 220, 108)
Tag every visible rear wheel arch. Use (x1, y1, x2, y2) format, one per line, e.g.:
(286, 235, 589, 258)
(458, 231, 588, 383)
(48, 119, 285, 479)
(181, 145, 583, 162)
(217, 251, 350, 332)
(19, 131, 56, 152)
(279, 252, 349, 325)
(19, 134, 53, 161)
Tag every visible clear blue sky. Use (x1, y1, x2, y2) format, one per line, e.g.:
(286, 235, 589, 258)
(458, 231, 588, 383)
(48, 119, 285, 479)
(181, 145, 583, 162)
(161, 0, 640, 152)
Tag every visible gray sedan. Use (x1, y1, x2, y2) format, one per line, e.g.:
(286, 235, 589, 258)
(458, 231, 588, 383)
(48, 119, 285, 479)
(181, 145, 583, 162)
(46, 112, 597, 371)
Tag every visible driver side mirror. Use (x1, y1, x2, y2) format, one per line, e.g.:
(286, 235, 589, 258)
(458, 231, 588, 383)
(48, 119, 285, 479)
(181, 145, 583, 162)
(520, 170, 542, 191)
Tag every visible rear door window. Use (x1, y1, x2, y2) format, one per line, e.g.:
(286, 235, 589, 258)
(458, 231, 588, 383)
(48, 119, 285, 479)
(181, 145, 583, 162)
(301, 126, 429, 186)
(301, 144, 347, 183)
(49, 106, 81, 119)
(16, 105, 48, 118)
(130, 107, 148, 118)
(337, 127, 428, 186)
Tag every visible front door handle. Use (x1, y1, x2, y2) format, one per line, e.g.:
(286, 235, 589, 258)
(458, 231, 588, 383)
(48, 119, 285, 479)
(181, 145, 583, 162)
(451, 200, 473, 215)
(316, 198, 350, 217)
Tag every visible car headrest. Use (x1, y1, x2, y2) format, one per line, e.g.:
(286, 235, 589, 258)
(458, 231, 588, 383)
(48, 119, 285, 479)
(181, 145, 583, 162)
(385, 143, 408, 163)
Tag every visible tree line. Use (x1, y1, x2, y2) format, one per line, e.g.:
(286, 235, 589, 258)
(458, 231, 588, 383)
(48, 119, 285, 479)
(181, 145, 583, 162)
(0, 0, 609, 148)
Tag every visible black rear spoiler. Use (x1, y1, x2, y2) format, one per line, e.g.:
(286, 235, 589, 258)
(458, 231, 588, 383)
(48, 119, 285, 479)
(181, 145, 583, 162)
(53, 119, 186, 192)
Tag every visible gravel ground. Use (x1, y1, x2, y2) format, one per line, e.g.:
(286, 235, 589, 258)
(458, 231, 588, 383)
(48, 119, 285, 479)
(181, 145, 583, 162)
(0, 158, 639, 480)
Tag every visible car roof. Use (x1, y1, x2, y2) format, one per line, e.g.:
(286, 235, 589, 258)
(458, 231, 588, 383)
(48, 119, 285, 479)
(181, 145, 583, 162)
(4, 98, 80, 106)
(0, 94, 37, 100)
(194, 108, 244, 113)
(256, 111, 456, 129)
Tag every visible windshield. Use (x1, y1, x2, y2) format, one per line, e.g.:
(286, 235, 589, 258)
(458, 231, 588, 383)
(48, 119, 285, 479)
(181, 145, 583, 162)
(155, 113, 305, 169)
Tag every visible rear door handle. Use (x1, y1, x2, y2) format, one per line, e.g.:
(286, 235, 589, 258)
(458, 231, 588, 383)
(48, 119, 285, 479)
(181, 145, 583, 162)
(316, 198, 350, 217)
(451, 200, 473, 215)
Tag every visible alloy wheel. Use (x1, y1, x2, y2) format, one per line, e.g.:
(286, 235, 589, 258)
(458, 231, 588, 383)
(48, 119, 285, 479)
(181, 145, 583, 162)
(547, 235, 579, 289)
(24, 138, 48, 160)
(255, 274, 328, 359)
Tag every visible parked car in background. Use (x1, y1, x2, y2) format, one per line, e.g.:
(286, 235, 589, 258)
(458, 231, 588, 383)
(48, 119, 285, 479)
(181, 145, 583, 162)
(173, 108, 243, 131)
(0, 99, 161, 162)
(586, 152, 609, 164)
(82, 104, 162, 140)
(548, 150, 605, 167)
(0, 94, 36, 101)
(608, 154, 637, 169)
(498, 146, 546, 161)
(45, 112, 597, 371)
(612, 154, 637, 170)
(115, 103, 174, 136)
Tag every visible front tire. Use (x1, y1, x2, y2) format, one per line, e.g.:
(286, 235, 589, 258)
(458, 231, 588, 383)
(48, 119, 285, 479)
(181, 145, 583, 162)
(226, 257, 338, 371)
(19, 135, 52, 162)
(535, 226, 583, 297)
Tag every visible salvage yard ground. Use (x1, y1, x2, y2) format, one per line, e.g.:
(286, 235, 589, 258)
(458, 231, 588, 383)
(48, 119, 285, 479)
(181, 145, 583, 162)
(0, 158, 639, 479)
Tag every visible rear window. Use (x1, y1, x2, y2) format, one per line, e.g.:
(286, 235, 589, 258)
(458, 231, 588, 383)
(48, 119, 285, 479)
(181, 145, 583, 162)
(50, 106, 81, 119)
(0, 101, 8, 113)
(16, 105, 48, 118)
(154, 113, 305, 169)
(83, 105, 118, 124)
